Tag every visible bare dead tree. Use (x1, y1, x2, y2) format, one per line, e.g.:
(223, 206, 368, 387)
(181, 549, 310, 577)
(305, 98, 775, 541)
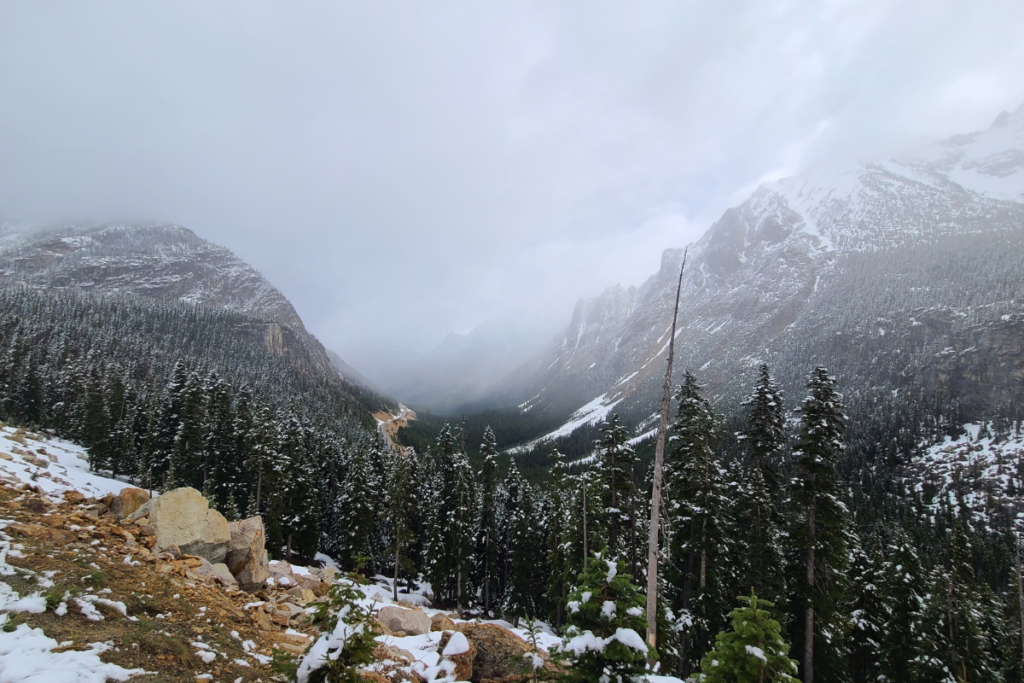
(646, 248, 687, 658)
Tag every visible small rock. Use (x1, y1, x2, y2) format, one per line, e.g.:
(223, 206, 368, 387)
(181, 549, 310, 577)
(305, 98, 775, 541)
(63, 490, 85, 505)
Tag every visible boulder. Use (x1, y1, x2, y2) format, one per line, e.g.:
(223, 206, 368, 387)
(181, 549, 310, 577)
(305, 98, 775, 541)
(128, 487, 230, 564)
(110, 487, 150, 518)
(431, 612, 457, 631)
(376, 605, 431, 636)
(455, 623, 546, 683)
(438, 631, 477, 682)
(225, 516, 269, 592)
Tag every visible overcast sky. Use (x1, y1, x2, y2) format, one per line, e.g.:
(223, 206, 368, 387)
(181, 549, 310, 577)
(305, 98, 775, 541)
(2, 1, 1024, 380)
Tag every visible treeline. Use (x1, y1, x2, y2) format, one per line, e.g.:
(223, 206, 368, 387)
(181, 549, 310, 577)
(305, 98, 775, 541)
(0, 285, 387, 561)
(344, 363, 1024, 682)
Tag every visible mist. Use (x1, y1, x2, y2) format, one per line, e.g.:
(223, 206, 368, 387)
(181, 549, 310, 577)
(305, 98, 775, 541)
(2, 1, 1023, 381)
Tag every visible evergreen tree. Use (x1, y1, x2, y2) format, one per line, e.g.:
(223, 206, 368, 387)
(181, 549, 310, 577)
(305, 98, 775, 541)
(385, 448, 417, 601)
(203, 372, 239, 518)
(477, 426, 501, 616)
(877, 529, 935, 683)
(700, 593, 799, 683)
(741, 363, 788, 495)
(665, 370, 733, 674)
(555, 552, 653, 683)
(546, 447, 572, 630)
(168, 370, 207, 490)
(788, 367, 851, 683)
(448, 448, 477, 610)
(334, 437, 379, 570)
(597, 414, 641, 577)
(846, 543, 884, 683)
(503, 459, 545, 624)
(146, 360, 187, 489)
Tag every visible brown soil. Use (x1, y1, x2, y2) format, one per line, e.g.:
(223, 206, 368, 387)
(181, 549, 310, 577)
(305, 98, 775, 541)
(0, 483, 316, 682)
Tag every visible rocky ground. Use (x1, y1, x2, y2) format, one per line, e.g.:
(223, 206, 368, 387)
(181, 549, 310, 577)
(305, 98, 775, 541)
(0, 482, 325, 681)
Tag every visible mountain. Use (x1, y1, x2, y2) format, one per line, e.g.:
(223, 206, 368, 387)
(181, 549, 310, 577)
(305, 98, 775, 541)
(327, 348, 383, 393)
(498, 104, 1024, 450)
(380, 313, 557, 415)
(0, 223, 365, 382)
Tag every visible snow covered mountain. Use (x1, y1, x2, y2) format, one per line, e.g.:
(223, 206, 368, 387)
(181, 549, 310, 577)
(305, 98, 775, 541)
(497, 104, 1024, 447)
(0, 223, 353, 380)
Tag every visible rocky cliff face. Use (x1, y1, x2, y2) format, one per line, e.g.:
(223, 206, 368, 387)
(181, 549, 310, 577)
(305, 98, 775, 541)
(0, 223, 339, 378)
(498, 104, 1024, 445)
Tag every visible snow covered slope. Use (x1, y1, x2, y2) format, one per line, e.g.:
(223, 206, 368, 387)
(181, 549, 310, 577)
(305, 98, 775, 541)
(494, 105, 1024, 443)
(0, 426, 133, 500)
(0, 224, 356, 380)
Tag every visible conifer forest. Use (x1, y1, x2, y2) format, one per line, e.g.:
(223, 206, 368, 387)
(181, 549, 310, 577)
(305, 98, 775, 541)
(3, 280, 1024, 682)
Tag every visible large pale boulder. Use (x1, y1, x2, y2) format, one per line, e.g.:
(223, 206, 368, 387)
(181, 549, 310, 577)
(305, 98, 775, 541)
(376, 606, 431, 636)
(128, 487, 230, 563)
(110, 487, 150, 518)
(225, 516, 270, 592)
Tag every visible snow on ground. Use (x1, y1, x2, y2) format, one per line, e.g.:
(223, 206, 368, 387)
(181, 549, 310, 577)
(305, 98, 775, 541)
(508, 392, 624, 454)
(0, 425, 138, 500)
(0, 517, 149, 681)
(911, 422, 1024, 528)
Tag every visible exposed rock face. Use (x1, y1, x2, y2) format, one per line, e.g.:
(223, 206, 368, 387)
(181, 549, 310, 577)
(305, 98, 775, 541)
(225, 516, 270, 591)
(0, 224, 339, 378)
(109, 487, 150, 518)
(376, 606, 431, 636)
(129, 487, 230, 564)
(455, 623, 545, 683)
(492, 105, 1024, 444)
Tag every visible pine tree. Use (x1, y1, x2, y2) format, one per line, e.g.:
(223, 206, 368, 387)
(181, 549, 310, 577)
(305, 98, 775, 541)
(737, 364, 788, 606)
(917, 520, 1004, 683)
(203, 372, 239, 518)
(502, 456, 538, 622)
(546, 447, 572, 630)
(448, 448, 476, 611)
(846, 543, 884, 683)
(665, 370, 733, 674)
(169, 370, 207, 490)
(146, 360, 187, 490)
(877, 529, 934, 683)
(597, 415, 641, 577)
(477, 426, 501, 616)
(334, 438, 379, 570)
(700, 593, 799, 683)
(741, 363, 787, 496)
(555, 551, 653, 683)
(385, 448, 417, 601)
(788, 367, 850, 683)
(738, 460, 787, 606)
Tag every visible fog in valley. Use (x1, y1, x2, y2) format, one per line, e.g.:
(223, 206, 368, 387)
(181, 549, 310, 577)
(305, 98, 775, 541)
(2, 1, 1024, 387)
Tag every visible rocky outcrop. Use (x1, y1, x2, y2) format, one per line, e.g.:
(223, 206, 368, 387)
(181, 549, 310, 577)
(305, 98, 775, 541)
(455, 623, 550, 683)
(225, 516, 270, 591)
(129, 487, 230, 564)
(376, 605, 431, 636)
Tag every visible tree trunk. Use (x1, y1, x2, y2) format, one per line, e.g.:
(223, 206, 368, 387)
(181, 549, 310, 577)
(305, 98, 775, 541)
(582, 478, 588, 563)
(1017, 534, 1024, 666)
(645, 249, 687, 655)
(393, 533, 401, 602)
(805, 500, 816, 683)
(254, 469, 262, 512)
(484, 531, 490, 616)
